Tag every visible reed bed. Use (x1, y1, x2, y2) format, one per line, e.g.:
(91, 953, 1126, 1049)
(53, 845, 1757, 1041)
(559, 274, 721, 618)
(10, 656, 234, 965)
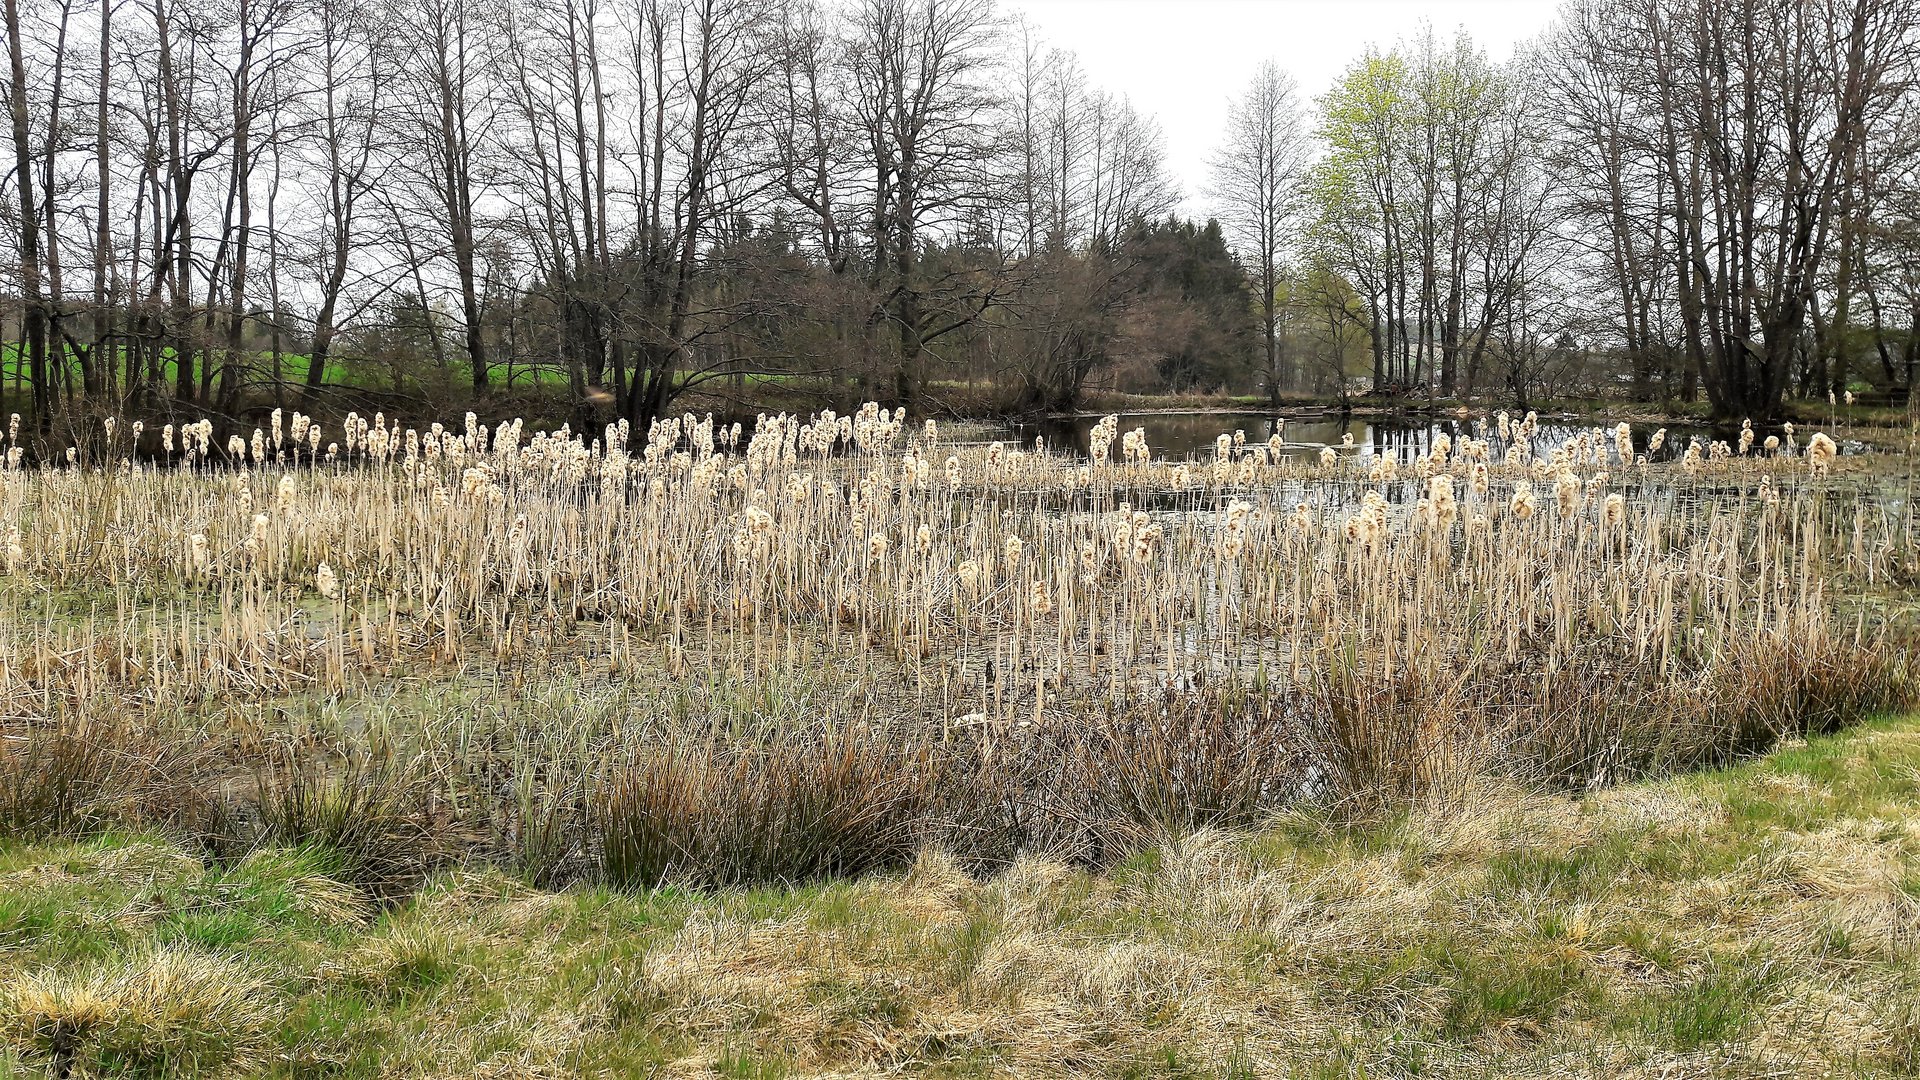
(0, 406, 1912, 886)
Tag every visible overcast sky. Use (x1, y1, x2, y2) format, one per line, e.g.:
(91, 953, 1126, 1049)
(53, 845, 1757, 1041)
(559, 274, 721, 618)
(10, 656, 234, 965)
(997, 0, 1563, 216)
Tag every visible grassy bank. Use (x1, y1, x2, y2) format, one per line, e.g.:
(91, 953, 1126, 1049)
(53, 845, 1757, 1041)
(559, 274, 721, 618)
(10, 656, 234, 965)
(5, 714, 1920, 1078)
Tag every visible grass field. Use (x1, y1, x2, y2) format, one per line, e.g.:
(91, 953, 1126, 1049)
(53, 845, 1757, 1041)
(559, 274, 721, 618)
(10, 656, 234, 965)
(5, 715, 1920, 1078)
(0, 342, 840, 401)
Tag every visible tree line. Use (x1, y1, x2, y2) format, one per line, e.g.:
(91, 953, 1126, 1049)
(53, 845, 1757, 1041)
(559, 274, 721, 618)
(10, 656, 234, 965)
(2, 0, 1916, 440)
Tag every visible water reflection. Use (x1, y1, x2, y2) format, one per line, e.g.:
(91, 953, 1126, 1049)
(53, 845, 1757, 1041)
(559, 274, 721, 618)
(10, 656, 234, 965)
(999, 411, 1716, 464)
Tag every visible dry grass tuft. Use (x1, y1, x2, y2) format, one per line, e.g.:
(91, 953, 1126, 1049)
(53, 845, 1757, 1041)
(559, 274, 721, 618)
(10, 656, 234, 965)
(2, 949, 278, 1077)
(597, 724, 936, 888)
(0, 716, 218, 840)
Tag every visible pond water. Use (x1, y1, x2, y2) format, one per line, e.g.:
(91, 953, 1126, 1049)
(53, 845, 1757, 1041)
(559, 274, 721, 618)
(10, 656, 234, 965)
(985, 410, 1720, 464)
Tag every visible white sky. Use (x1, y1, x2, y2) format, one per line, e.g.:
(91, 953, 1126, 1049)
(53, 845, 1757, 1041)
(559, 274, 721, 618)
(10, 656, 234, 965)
(998, 0, 1563, 216)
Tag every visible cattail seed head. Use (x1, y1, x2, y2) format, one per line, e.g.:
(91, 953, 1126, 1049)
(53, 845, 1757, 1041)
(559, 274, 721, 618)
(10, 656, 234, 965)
(1807, 431, 1838, 473)
(1029, 580, 1053, 616)
(1555, 470, 1581, 517)
(1510, 481, 1537, 520)
(1132, 524, 1160, 565)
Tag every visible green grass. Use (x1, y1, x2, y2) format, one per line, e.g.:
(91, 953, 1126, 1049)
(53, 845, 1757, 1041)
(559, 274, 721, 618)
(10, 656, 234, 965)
(5, 715, 1920, 1075)
(0, 340, 839, 408)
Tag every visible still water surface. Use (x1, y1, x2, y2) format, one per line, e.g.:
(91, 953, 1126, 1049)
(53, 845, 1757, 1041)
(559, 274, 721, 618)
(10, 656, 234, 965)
(987, 411, 1716, 464)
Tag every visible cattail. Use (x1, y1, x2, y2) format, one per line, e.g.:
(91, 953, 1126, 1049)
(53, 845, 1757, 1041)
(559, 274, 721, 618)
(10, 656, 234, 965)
(868, 531, 888, 563)
(3, 525, 22, 572)
(1003, 534, 1023, 571)
(1603, 492, 1626, 527)
(1738, 420, 1754, 455)
(1132, 522, 1162, 565)
(1807, 431, 1837, 473)
(1218, 499, 1253, 558)
(1029, 580, 1053, 616)
(1290, 503, 1315, 534)
(956, 559, 981, 592)
(1510, 481, 1538, 520)
(1427, 474, 1457, 529)
(188, 533, 209, 574)
(316, 562, 339, 599)
(1648, 429, 1666, 455)
(1764, 435, 1780, 454)
(1555, 470, 1581, 517)
(1319, 446, 1338, 469)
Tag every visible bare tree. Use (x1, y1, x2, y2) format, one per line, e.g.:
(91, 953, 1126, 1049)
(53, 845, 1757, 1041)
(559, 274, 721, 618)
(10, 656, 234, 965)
(844, 0, 1000, 406)
(1208, 60, 1308, 404)
(5, 0, 52, 416)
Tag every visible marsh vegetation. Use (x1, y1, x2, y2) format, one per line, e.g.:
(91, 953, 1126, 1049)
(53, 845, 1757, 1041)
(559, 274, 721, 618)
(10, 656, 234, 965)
(0, 404, 1915, 1075)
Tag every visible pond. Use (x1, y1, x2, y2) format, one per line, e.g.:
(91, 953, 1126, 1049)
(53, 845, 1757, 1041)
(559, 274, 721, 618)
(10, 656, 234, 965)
(984, 410, 1722, 464)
